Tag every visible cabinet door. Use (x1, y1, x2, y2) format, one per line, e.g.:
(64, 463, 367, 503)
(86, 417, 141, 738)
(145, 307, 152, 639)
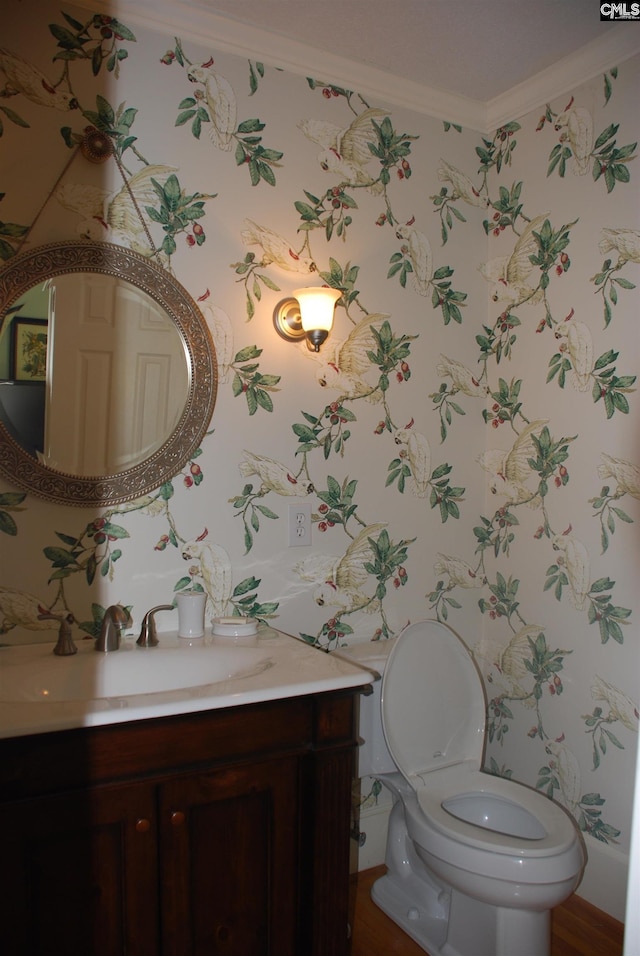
(1, 781, 158, 956)
(159, 756, 300, 956)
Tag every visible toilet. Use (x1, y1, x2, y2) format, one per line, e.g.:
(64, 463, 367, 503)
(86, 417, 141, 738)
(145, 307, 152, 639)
(349, 620, 586, 956)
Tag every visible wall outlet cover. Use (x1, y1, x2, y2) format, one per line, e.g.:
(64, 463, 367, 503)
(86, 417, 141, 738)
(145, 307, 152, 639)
(288, 502, 312, 547)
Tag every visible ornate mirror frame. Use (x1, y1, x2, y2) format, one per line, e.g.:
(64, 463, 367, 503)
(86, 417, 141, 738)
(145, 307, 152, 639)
(0, 241, 217, 506)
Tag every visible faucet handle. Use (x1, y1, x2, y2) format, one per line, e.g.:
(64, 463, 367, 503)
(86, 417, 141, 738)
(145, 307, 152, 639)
(137, 604, 174, 647)
(39, 610, 77, 656)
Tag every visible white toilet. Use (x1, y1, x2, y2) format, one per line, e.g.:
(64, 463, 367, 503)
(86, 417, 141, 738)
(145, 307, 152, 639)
(349, 620, 586, 956)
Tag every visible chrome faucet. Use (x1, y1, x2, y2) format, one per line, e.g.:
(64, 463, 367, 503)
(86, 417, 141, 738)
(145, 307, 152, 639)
(137, 604, 173, 647)
(96, 605, 131, 653)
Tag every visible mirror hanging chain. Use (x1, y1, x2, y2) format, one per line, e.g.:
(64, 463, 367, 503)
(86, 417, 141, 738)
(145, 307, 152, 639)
(12, 126, 159, 263)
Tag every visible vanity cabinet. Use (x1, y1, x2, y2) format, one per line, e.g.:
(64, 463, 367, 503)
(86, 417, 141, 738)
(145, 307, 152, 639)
(0, 689, 361, 956)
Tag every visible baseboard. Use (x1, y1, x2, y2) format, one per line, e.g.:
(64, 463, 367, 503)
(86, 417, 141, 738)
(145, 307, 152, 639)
(356, 799, 392, 872)
(576, 835, 629, 923)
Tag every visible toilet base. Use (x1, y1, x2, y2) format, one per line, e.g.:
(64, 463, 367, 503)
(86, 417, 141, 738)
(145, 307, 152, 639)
(372, 869, 551, 956)
(371, 870, 448, 953)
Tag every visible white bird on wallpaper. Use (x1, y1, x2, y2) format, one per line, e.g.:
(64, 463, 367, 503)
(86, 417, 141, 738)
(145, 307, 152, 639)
(316, 312, 388, 400)
(591, 676, 639, 733)
(477, 419, 548, 506)
(0, 47, 78, 110)
(554, 103, 594, 175)
(433, 553, 483, 590)
(182, 532, 232, 619)
(597, 453, 640, 499)
(474, 624, 544, 684)
(55, 183, 111, 240)
(437, 158, 486, 207)
(474, 624, 545, 700)
(394, 427, 431, 496)
(239, 451, 313, 497)
(395, 223, 433, 296)
(544, 740, 582, 812)
(478, 213, 549, 307)
(0, 586, 70, 633)
(554, 318, 593, 392)
(298, 108, 388, 188)
(436, 354, 487, 398)
(294, 523, 387, 613)
(241, 219, 316, 275)
(187, 57, 237, 151)
(55, 164, 178, 253)
(552, 531, 590, 611)
(201, 303, 234, 382)
(598, 227, 640, 266)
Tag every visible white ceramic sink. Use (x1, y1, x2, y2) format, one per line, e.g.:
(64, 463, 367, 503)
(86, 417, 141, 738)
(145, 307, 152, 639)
(0, 626, 374, 740)
(0, 641, 272, 702)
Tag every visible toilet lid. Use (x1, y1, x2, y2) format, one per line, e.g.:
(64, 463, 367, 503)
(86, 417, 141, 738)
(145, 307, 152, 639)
(381, 620, 486, 781)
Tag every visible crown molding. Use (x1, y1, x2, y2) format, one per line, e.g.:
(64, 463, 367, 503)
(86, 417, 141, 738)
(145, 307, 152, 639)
(485, 29, 640, 130)
(75, 0, 640, 133)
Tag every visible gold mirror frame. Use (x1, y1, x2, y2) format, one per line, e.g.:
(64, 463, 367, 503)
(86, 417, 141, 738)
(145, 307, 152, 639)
(0, 241, 217, 506)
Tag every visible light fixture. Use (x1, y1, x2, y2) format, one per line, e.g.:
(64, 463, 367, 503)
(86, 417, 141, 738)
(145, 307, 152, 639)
(273, 287, 341, 352)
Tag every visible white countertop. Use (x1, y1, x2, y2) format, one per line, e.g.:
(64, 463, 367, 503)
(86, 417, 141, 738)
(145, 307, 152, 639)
(0, 626, 378, 739)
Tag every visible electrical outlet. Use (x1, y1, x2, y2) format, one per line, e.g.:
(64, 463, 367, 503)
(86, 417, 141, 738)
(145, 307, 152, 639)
(288, 502, 312, 547)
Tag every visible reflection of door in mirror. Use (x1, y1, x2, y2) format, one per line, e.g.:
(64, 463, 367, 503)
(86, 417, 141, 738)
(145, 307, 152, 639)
(45, 274, 189, 476)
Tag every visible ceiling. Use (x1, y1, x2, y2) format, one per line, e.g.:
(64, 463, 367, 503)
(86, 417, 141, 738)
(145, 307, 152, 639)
(186, 0, 617, 102)
(81, 0, 638, 129)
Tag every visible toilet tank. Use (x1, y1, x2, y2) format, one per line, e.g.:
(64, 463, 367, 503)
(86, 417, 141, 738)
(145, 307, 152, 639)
(332, 639, 398, 778)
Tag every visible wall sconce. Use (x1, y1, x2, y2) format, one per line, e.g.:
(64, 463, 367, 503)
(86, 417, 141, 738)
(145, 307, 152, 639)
(273, 287, 341, 352)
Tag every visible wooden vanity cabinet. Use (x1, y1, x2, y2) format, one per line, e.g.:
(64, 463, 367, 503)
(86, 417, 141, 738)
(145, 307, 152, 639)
(0, 688, 361, 956)
(2, 778, 159, 954)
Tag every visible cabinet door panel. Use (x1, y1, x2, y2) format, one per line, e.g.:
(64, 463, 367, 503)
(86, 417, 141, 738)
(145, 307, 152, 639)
(1, 782, 158, 956)
(160, 757, 300, 956)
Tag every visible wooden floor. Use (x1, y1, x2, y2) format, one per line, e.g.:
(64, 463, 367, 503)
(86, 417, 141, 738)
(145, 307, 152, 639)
(351, 866, 625, 956)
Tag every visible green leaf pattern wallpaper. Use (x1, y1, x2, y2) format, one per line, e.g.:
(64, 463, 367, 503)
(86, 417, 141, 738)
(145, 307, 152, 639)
(1, 0, 638, 907)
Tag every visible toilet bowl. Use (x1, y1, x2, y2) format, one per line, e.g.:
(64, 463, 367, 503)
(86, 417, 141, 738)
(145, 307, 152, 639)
(347, 621, 586, 956)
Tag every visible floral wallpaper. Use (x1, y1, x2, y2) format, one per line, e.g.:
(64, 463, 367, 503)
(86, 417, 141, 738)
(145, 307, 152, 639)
(1, 0, 638, 914)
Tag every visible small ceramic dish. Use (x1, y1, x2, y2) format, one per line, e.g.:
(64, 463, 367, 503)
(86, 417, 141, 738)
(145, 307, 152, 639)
(211, 616, 259, 638)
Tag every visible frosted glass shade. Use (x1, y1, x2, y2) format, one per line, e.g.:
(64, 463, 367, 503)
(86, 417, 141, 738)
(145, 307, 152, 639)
(293, 287, 341, 333)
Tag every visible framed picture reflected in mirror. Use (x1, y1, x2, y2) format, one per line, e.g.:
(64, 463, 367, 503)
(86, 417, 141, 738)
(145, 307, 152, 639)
(10, 317, 48, 382)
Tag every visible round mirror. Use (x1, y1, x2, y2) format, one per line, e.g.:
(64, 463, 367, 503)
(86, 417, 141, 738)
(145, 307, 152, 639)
(0, 241, 217, 506)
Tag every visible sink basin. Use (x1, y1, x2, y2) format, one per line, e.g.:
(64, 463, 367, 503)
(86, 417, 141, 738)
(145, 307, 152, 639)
(0, 626, 375, 740)
(0, 641, 272, 702)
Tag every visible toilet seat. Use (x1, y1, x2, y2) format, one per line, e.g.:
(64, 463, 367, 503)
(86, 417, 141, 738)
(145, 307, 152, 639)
(408, 764, 582, 879)
(417, 763, 574, 853)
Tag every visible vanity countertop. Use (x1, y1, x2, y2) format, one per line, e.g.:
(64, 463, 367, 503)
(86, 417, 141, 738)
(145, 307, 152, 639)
(0, 627, 378, 739)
